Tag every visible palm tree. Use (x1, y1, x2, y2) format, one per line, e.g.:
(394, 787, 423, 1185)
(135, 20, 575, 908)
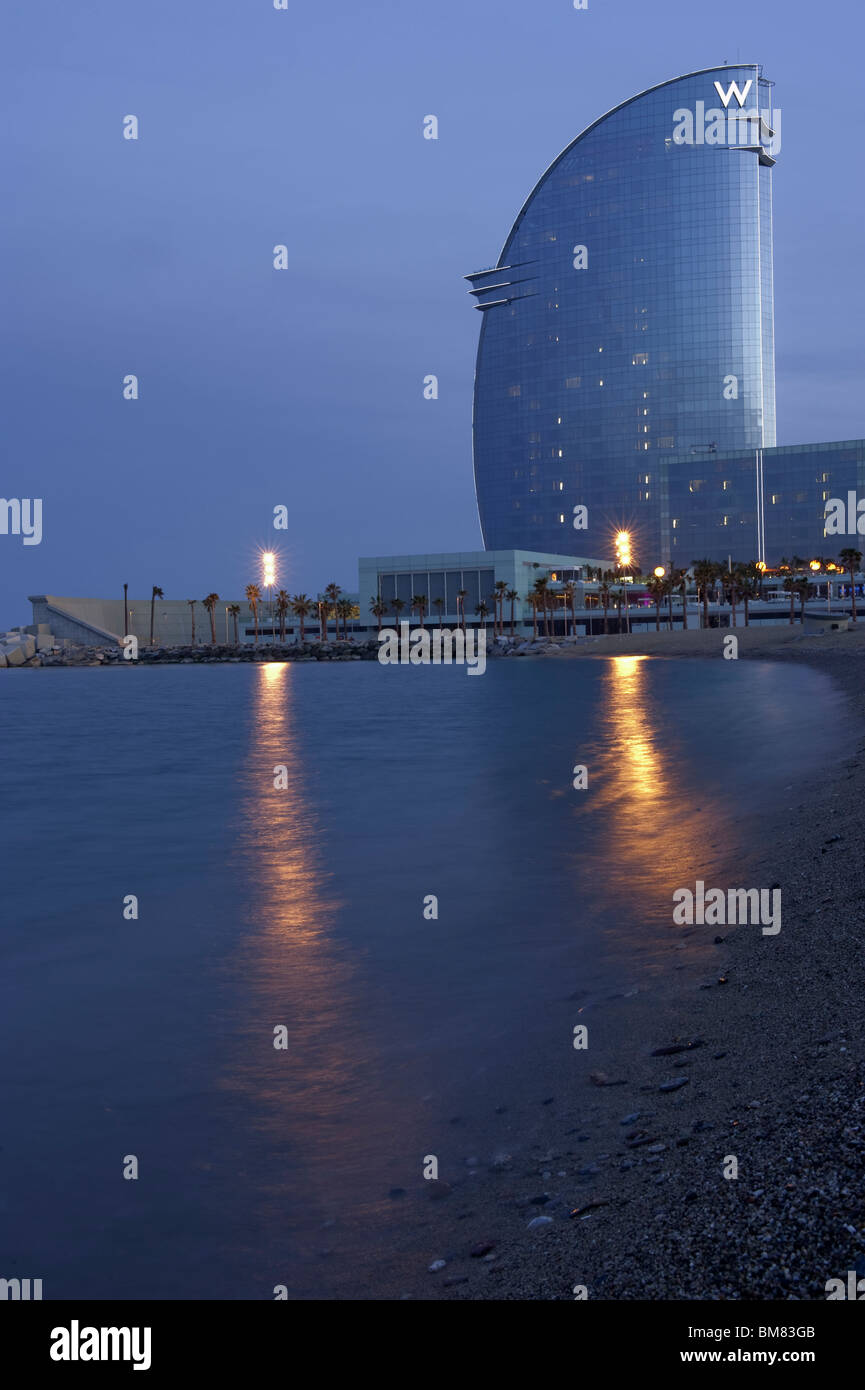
(292, 594, 313, 642)
(324, 583, 342, 639)
(782, 574, 797, 625)
(475, 600, 489, 628)
(432, 596, 445, 628)
(838, 547, 862, 624)
(562, 581, 576, 637)
(316, 595, 329, 641)
(645, 575, 665, 631)
(494, 579, 508, 636)
(391, 596, 406, 628)
(337, 597, 355, 638)
(506, 588, 518, 636)
(795, 576, 812, 623)
(245, 584, 261, 645)
(186, 599, 197, 645)
(149, 586, 163, 646)
(526, 591, 539, 639)
(599, 582, 611, 635)
(736, 563, 760, 626)
(533, 576, 551, 637)
(203, 593, 219, 644)
(276, 589, 290, 642)
(411, 594, 428, 629)
(227, 603, 240, 646)
(369, 597, 387, 633)
(456, 589, 467, 634)
(723, 568, 740, 631)
(676, 569, 689, 630)
(692, 559, 719, 630)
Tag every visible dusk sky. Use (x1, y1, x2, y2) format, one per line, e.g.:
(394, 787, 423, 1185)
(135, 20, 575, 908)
(2, 0, 862, 624)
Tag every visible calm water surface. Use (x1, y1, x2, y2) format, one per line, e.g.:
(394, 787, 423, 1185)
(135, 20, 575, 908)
(0, 657, 845, 1297)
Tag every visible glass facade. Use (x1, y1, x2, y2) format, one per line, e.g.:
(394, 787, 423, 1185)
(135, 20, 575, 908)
(660, 441, 865, 565)
(470, 65, 777, 568)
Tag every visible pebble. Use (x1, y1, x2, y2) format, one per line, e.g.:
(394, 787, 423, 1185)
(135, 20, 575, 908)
(659, 1078, 690, 1092)
(428, 1260, 446, 1273)
(527, 1216, 554, 1230)
(621, 1112, 641, 1125)
(470, 1241, 495, 1258)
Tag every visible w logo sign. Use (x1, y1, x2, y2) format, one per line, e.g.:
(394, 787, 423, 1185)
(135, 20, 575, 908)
(713, 79, 753, 108)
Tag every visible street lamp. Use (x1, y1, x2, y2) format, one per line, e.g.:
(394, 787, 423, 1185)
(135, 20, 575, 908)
(262, 551, 276, 640)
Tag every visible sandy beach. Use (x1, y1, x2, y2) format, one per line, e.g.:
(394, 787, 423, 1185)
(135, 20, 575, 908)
(385, 624, 865, 1301)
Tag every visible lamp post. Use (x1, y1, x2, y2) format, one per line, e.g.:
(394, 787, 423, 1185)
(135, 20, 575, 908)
(614, 531, 633, 634)
(123, 583, 129, 637)
(262, 552, 276, 641)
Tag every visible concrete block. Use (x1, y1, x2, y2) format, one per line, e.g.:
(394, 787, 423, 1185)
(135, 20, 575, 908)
(35, 634, 54, 651)
(2, 645, 26, 666)
(0, 651, 6, 667)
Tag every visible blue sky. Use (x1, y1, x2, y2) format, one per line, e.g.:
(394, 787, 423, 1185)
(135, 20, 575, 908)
(1, 0, 862, 623)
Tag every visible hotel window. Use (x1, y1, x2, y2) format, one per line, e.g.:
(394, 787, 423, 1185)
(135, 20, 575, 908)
(565, 377, 581, 388)
(599, 378, 604, 386)
(559, 514, 565, 523)
(771, 495, 779, 504)
(672, 519, 678, 529)
(632, 352, 648, 365)
(722, 480, 729, 491)
(689, 480, 704, 493)
(657, 436, 674, 448)
(557, 449, 563, 458)
(508, 385, 521, 397)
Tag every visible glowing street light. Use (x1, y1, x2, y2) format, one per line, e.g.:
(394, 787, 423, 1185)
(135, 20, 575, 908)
(653, 565, 666, 578)
(262, 551, 277, 639)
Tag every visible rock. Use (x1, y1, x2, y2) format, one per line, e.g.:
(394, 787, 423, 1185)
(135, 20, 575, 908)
(620, 1112, 641, 1125)
(570, 1199, 610, 1218)
(650, 1039, 704, 1056)
(659, 1078, 689, 1092)
(527, 1216, 553, 1230)
(470, 1242, 495, 1257)
(428, 1260, 447, 1273)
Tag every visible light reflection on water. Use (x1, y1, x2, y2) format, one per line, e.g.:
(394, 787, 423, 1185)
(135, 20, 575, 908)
(0, 656, 850, 1298)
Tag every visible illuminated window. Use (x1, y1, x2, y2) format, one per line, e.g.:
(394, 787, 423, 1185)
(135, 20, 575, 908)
(558, 449, 563, 458)
(632, 352, 648, 365)
(599, 378, 604, 386)
(559, 515, 565, 523)
(672, 519, 678, 529)
(508, 385, 521, 397)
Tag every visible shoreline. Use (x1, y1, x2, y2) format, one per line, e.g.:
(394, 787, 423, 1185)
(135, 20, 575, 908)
(388, 629, 865, 1300)
(6, 621, 852, 667)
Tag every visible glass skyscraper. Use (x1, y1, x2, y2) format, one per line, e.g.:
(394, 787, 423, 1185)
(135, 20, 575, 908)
(468, 65, 778, 567)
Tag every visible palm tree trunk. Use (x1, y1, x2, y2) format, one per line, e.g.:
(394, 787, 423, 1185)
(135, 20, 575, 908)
(789, 594, 795, 625)
(744, 597, 750, 627)
(850, 568, 858, 624)
(150, 597, 155, 646)
(655, 602, 660, 632)
(703, 589, 709, 630)
(510, 597, 515, 635)
(681, 589, 688, 630)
